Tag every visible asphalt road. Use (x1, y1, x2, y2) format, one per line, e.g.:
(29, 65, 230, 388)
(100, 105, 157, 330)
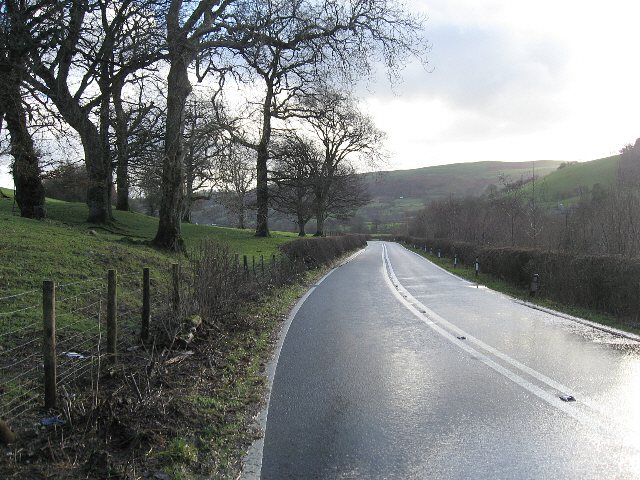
(258, 241, 640, 479)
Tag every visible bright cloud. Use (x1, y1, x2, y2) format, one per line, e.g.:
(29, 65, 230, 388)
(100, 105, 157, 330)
(360, 0, 640, 169)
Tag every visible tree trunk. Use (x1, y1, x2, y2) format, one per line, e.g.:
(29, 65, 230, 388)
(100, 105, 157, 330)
(113, 81, 129, 211)
(255, 82, 273, 237)
(153, 49, 191, 251)
(98, 72, 113, 221)
(182, 146, 195, 223)
(297, 216, 306, 236)
(37, 83, 112, 223)
(1, 67, 45, 219)
(238, 208, 245, 229)
(313, 183, 328, 236)
(314, 217, 325, 236)
(83, 130, 112, 223)
(314, 201, 326, 236)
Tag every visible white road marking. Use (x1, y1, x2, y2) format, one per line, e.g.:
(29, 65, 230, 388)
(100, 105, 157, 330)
(242, 248, 365, 479)
(381, 243, 637, 446)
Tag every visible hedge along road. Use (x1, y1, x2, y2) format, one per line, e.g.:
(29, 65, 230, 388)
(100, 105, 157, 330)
(253, 241, 640, 479)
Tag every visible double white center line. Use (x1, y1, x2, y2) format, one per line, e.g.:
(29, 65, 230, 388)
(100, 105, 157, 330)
(381, 242, 637, 448)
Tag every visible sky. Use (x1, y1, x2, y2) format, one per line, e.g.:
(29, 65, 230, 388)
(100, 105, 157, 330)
(2, 0, 639, 187)
(360, 0, 640, 171)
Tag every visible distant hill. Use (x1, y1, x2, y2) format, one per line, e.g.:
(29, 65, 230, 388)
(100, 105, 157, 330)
(363, 160, 563, 202)
(357, 160, 564, 231)
(153, 156, 622, 233)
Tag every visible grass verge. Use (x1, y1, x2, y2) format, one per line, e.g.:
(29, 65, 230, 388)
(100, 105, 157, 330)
(0, 189, 310, 479)
(401, 243, 640, 336)
(172, 270, 328, 479)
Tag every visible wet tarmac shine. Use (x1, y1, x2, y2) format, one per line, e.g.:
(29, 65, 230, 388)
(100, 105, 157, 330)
(260, 242, 640, 479)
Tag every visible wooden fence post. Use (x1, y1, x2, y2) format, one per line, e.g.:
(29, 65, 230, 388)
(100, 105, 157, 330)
(260, 255, 264, 275)
(172, 263, 180, 315)
(43, 280, 56, 409)
(107, 269, 117, 363)
(243, 255, 248, 276)
(141, 267, 150, 342)
(252, 256, 256, 275)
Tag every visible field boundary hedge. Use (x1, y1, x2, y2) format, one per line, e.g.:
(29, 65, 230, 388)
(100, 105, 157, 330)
(395, 235, 640, 321)
(279, 234, 368, 268)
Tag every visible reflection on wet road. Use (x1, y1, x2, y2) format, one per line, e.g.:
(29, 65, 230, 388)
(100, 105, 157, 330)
(258, 241, 640, 479)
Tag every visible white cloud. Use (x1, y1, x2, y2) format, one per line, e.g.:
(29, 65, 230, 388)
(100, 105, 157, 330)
(358, 0, 640, 169)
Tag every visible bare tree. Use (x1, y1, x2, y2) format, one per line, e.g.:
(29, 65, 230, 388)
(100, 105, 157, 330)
(23, 0, 162, 223)
(218, 142, 256, 229)
(490, 174, 528, 246)
(111, 74, 165, 211)
(270, 133, 318, 236)
(152, 0, 253, 250)
(211, 0, 426, 238)
(302, 90, 384, 236)
(182, 98, 227, 223)
(618, 138, 640, 188)
(317, 163, 370, 231)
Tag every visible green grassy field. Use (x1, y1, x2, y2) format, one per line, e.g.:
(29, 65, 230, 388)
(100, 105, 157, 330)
(534, 155, 620, 204)
(0, 187, 296, 295)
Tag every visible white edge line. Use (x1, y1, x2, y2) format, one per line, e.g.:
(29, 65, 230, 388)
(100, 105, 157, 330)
(381, 243, 609, 432)
(397, 242, 640, 342)
(512, 299, 640, 342)
(241, 248, 365, 479)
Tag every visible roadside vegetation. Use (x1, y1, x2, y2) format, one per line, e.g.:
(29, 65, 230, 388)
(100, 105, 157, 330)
(0, 190, 366, 478)
(397, 239, 640, 335)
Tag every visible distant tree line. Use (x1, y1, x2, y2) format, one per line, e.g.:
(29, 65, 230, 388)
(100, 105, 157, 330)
(0, 0, 428, 249)
(408, 139, 640, 257)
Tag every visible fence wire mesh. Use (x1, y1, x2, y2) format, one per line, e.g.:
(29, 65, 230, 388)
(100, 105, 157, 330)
(0, 271, 152, 429)
(0, 288, 43, 424)
(0, 250, 305, 433)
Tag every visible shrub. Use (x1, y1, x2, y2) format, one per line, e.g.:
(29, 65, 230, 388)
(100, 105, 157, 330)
(395, 235, 640, 321)
(279, 234, 368, 268)
(189, 235, 367, 330)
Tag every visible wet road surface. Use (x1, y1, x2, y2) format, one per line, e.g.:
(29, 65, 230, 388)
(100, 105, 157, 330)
(258, 241, 640, 479)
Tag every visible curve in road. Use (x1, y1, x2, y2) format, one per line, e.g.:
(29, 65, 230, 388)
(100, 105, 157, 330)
(247, 241, 640, 479)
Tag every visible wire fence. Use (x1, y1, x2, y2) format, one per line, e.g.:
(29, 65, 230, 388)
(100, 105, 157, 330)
(0, 252, 296, 436)
(0, 268, 160, 434)
(0, 233, 370, 450)
(0, 287, 44, 424)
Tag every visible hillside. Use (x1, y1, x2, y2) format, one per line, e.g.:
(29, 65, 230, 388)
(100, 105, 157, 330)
(533, 155, 620, 204)
(0, 188, 296, 294)
(186, 160, 564, 232)
(364, 160, 563, 201)
(358, 160, 564, 231)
